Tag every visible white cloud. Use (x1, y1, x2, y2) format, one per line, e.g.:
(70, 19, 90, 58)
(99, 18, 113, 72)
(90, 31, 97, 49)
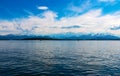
(1, 9, 120, 36)
(38, 6, 48, 10)
(99, 0, 115, 2)
(68, 0, 91, 13)
(0, 20, 21, 35)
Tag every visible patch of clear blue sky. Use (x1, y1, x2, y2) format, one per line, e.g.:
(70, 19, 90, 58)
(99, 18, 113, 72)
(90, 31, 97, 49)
(0, 0, 120, 20)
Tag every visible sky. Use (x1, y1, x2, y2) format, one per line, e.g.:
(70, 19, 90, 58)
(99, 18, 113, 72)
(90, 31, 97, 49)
(0, 0, 120, 36)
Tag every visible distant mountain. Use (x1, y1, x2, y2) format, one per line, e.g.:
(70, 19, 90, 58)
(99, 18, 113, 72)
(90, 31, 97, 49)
(0, 34, 51, 40)
(0, 33, 120, 40)
(49, 33, 120, 40)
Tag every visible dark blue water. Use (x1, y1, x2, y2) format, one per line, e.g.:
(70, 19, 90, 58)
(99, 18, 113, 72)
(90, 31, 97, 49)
(0, 40, 120, 76)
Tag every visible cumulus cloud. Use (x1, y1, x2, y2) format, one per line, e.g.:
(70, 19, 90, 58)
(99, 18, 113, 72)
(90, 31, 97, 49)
(1, 9, 120, 36)
(38, 6, 48, 10)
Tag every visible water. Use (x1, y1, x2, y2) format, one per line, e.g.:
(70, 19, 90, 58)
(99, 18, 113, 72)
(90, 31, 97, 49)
(0, 40, 120, 76)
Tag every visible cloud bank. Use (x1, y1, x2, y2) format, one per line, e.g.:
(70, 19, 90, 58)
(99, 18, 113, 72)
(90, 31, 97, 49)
(0, 9, 120, 36)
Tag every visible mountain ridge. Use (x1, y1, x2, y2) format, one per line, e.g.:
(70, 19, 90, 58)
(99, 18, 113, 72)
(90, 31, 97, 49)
(0, 33, 120, 40)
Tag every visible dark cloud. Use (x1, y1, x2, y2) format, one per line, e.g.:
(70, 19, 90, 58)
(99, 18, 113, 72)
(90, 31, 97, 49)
(110, 26, 120, 30)
(61, 25, 81, 29)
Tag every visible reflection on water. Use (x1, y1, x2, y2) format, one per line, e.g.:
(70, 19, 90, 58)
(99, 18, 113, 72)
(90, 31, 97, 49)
(0, 40, 120, 76)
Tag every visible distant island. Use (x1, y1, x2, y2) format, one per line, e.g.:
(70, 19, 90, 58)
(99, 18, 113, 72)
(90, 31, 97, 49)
(0, 33, 120, 40)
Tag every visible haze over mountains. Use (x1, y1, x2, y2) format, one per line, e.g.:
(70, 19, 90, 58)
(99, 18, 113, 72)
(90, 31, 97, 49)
(0, 33, 120, 40)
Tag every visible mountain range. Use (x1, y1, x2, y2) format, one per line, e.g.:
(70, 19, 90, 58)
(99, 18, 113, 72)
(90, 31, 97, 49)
(0, 33, 120, 40)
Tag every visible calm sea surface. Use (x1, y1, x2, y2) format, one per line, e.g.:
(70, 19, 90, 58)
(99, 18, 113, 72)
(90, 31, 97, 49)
(0, 40, 120, 76)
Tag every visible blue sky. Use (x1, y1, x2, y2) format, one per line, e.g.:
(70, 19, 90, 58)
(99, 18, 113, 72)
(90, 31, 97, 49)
(0, 0, 119, 19)
(0, 0, 120, 36)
